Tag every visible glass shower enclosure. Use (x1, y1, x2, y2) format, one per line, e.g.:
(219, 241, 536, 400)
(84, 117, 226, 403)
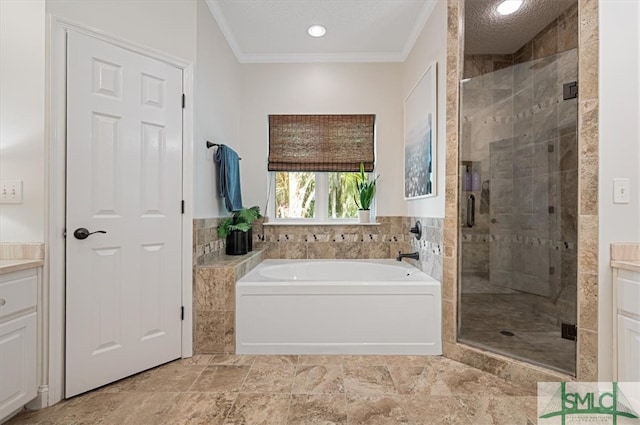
(457, 49, 578, 374)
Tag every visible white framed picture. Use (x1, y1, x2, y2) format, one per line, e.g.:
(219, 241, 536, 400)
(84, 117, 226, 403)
(404, 62, 437, 199)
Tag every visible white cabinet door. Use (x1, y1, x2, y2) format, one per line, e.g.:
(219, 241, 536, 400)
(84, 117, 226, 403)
(0, 313, 36, 420)
(618, 315, 640, 383)
(65, 31, 184, 397)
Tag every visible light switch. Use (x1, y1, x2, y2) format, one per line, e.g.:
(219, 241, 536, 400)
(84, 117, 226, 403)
(613, 178, 630, 204)
(0, 180, 23, 204)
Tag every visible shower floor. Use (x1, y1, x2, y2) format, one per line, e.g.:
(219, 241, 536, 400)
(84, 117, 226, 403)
(458, 278, 576, 375)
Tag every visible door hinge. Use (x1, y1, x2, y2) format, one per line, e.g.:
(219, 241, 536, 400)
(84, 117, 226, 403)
(181, 306, 184, 321)
(181, 200, 185, 214)
(563, 82, 578, 100)
(561, 323, 577, 341)
(182, 94, 185, 108)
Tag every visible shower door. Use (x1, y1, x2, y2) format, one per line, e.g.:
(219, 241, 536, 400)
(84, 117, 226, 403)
(457, 49, 578, 374)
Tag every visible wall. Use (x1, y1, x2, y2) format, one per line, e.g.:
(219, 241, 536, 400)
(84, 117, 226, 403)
(402, 0, 448, 219)
(0, 0, 200, 242)
(0, 0, 45, 242)
(237, 62, 404, 217)
(598, 0, 640, 380)
(194, 0, 241, 218)
(44, 0, 239, 217)
(46, 0, 197, 62)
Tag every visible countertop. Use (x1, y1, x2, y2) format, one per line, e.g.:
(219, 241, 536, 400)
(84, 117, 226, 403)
(0, 259, 44, 275)
(611, 260, 640, 273)
(196, 248, 263, 268)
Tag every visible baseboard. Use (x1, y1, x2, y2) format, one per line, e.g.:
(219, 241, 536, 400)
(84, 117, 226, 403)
(25, 385, 49, 410)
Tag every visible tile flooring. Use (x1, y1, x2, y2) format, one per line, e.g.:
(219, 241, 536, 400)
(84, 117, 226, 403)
(6, 354, 538, 425)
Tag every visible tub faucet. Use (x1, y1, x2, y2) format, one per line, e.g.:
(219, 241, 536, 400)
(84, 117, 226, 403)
(396, 251, 419, 262)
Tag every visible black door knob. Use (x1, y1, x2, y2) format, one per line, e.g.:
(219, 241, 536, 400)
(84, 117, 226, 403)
(73, 227, 107, 240)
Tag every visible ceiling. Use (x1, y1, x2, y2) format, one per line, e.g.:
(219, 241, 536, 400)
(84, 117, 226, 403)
(205, 0, 577, 63)
(205, 0, 438, 63)
(465, 0, 576, 55)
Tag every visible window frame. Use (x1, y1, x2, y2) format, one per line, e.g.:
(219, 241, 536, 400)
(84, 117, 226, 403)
(267, 171, 377, 224)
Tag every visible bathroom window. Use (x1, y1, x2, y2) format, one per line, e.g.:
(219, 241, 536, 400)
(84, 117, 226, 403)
(268, 114, 375, 222)
(273, 171, 361, 220)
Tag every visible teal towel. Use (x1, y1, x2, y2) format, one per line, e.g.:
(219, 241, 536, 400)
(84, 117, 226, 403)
(214, 144, 243, 212)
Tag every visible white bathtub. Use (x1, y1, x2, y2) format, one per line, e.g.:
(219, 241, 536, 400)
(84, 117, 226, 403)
(236, 259, 442, 355)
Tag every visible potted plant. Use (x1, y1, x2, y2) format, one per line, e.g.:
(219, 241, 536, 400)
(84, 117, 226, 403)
(218, 206, 262, 256)
(233, 206, 262, 252)
(354, 162, 378, 223)
(218, 216, 250, 255)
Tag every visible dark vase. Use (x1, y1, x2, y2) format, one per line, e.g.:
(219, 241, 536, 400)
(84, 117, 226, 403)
(247, 227, 253, 252)
(226, 230, 248, 255)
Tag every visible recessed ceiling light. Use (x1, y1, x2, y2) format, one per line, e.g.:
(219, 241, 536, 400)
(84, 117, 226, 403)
(307, 25, 326, 38)
(496, 0, 523, 15)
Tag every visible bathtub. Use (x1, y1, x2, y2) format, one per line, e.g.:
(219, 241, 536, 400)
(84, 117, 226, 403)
(236, 259, 442, 355)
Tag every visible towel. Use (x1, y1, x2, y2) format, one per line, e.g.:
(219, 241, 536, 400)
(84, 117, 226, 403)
(214, 144, 243, 212)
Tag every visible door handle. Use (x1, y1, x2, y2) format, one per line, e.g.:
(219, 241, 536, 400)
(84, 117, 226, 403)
(73, 228, 107, 240)
(466, 195, 475, 228)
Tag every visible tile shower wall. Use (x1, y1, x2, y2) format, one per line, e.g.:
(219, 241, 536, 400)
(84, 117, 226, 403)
(464, 3, 578, 79)
(445, 0, 599, 383)
(460, 48, 579, 324)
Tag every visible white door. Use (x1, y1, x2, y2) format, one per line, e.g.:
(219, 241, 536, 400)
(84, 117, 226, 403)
(65, 31, 183, 397)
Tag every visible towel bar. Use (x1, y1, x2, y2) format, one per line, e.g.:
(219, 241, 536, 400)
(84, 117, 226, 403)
(206, 141, 242, 159)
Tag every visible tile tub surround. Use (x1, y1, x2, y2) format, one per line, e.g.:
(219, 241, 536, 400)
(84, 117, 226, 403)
(193, 218, 226, 266)
(444, 0, 599, 383)
(408, 217, 444, 282)
(193, 216, 444, 355)
(259, 216, 412, 262)
(193, 250, 263, 354)
(259, 216, 444, 281)
(6, 355, 538, 425)
(195, 216, 444, 280)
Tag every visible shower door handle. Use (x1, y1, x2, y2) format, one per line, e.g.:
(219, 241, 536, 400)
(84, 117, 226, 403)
(466, 195, 475, 228)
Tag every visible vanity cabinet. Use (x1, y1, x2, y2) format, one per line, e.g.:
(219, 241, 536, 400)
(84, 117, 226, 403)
(614, 267, 640, 383)
(0, 268, 38, 421)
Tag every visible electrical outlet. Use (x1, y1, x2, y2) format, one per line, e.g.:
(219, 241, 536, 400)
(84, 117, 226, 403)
(0, 180, 23, 204)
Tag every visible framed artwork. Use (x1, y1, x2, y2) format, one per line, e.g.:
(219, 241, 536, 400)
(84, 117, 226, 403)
(404, 62, 437, 199)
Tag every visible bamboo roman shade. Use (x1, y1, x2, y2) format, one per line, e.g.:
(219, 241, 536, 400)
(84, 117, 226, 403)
(268, 114, 375, 172)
